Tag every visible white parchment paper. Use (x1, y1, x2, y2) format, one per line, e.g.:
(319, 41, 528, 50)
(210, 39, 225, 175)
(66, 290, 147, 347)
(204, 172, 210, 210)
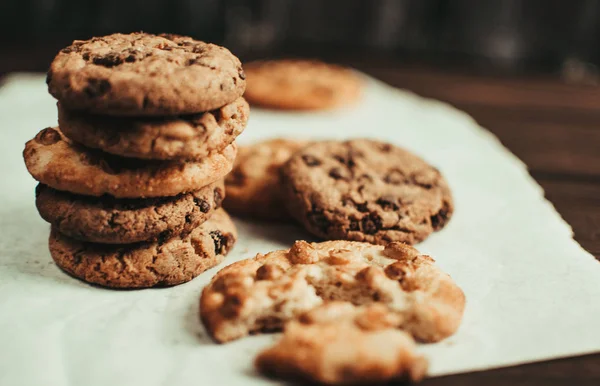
(1, 73, 599, 386)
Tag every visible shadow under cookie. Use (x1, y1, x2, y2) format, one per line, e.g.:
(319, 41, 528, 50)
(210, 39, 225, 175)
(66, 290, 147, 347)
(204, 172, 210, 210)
(49, 208, 237, 289)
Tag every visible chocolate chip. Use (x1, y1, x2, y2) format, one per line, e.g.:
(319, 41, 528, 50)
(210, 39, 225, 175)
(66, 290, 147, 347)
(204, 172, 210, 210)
(329, 167, 349, 181)
(379, 143, 392, 152)
(361, 213, 382, 234)
(35, 127, 61, 145)
(210, 230, 230, 255)
(377, 196, 399, 211)
(301, 154, 321, 167)
(60, 47, 73, 54)
(194, 198, 211, 213)
(239, 69, 246, 80)
(221, 294, 242, 318)
(45, 70, 53, 85)
(431, 201, 451, 230)
(355, 202, 369, 213)
(92, 53, 123, 67)
(83, 78, 111, 98)
(349, 219, 360, 231)
(256, 264, 284, 281)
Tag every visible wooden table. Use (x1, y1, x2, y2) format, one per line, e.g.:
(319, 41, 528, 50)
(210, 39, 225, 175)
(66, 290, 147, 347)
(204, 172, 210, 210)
(2, 52, 599, 385)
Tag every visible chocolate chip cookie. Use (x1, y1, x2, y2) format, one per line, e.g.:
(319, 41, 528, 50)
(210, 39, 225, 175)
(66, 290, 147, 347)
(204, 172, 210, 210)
(224, 139, 308, 220)
(243, 60, 361, 110)
(281, 139, 453, 245)
(24, 127, 236, 198)
(58, 97, 249, 160)
(36, 180, 224, 244)
(47, 33, 246, 115)
(50, 208, 237, 288)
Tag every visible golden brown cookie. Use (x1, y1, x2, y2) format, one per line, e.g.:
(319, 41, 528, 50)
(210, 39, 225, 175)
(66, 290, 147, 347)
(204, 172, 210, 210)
(47, 33, 246, 115)
(224, 138, 308, 220)
(23, 127, 236, 198)
(200, 240, 465, 343)
(50, 208, 237, 288)
(36, 181, 224, 244)
(58, 98, 249, 160)
(281, 139, 454, 245)
(243, 60, 361, 110)
(256, 302, 428, 385)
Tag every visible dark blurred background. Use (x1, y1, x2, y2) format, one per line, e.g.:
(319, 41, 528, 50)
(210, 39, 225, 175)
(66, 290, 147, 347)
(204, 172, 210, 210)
(2, 0, 600, 80)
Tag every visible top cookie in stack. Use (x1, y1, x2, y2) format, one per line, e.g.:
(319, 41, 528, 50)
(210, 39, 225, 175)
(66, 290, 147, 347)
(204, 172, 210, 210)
(24, 32, 248, 289)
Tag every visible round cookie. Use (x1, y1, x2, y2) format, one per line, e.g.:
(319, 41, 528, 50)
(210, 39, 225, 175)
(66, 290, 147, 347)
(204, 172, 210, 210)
(23, 127, 236, 198)
(47, 33, 246, 115)
(36, 180, 224, 244)
(281, 139, 453, 245)
(49, 208, 237, 288)
(58, 97, 249, 160)
(224, 139, 308, 220)
(243, 60, 361, 110)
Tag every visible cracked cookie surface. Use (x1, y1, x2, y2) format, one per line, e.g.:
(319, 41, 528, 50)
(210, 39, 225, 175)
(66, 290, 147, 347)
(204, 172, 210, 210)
(23, 127, 236, 198)
(224, 138, 308, 220)
(47, 33, 246, 115)
(36, 181, 224, 244)
(58, 97, 249, 160)
(256, 302, 427, 385)
(281, 139, 453, 245)
(50, 208, 237, 288)
(200, 240, 464, 343)
(243, 60, 361, 110)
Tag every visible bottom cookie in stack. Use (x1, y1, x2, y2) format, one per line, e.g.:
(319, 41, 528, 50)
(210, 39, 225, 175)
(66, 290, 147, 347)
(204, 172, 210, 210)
(49, 208, 236, 289)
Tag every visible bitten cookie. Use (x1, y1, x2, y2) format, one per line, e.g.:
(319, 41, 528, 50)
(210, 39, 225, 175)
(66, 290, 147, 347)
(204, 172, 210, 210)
(24, 127, 236, 198)
(281, 139, 453, 245)
(224, 139, 308, 220)
(200, 240, 465, 343)
(36, 181, 224, 244)
(58, 98, 249, 160)
(256, 302, 427, 385)
(47, 33, 246, 115)
(243, 60, 361, 110)
(50, 208, 237, 288)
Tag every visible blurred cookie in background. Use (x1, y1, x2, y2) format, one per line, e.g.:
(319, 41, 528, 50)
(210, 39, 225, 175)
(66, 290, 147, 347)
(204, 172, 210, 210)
(243, 60, 362, 110)
(224, 138, 309, 220)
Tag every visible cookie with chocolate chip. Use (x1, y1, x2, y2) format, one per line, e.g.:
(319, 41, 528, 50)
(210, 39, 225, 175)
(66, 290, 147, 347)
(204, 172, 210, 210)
(281, 139, 453, 245)
(224, 138, 309, 220)
(23, 127, 236, 198)
(47, 33, 246, 115)
(243, 60, 361, 110)
(50, 208, 237, 289)
(58, 97, 249, 160)
(36, 180, 224, 244)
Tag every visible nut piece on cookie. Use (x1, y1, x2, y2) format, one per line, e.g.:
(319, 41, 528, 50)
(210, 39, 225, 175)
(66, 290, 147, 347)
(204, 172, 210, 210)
(47, 33, 246, 115)
(200, 240, 465, 343)
(224, 138, 309, 220)
(281, 139, 454, 245)
(256, 302, 428, 385)
(243, 59, 362, 110)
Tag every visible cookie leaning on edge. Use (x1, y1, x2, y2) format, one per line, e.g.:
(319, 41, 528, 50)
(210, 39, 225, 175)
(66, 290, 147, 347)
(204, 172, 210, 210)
(224, 138, 309, 220)
(36, 181, 224, 244)
(47, 33, 246, 115)
(58, 97, 249, 160)
(24, 127, 236, 198)
(281, 139, 454, 245)
(200, 240, 465, 343)
(243, 60, 361, 110)
(256, 302, 428, 385)
(50, 208, 237, 288)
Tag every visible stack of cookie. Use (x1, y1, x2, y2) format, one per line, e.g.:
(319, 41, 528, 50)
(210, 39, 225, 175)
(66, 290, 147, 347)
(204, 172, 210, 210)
(23, 33, 248, 288)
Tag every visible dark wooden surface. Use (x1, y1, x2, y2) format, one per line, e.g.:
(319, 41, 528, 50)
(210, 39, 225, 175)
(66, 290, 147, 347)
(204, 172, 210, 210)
(2, 52, 599, 384)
